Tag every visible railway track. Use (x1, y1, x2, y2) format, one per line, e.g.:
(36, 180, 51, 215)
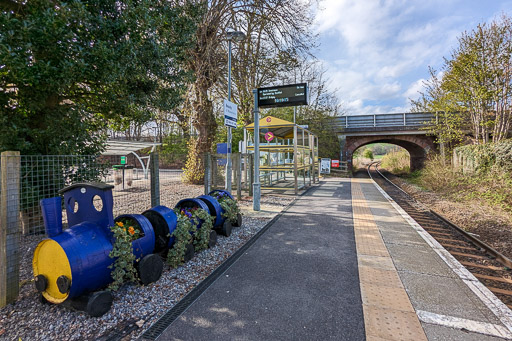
(366, 162, 512, 310)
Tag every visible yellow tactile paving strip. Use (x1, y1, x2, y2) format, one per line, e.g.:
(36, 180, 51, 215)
(352, 179, 428, 341)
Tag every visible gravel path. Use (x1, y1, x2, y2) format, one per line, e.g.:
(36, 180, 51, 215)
(0, 194, 293, 341)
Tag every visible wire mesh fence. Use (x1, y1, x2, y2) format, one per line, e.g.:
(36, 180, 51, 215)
(1, 150, 257, 306)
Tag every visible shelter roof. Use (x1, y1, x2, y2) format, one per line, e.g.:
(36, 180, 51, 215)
(103, 139, 161, 156)
(245, 116, 314, 139)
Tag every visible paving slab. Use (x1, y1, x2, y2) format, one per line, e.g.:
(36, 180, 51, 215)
(422, 323, 507, 341)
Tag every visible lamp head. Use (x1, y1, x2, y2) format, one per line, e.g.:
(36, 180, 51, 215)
(226, 30, 246, 42)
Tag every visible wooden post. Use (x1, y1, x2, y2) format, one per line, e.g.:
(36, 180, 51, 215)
(236, 153, 242, 200)
(1, 151, 20, 307)
(150, 152, 160, 207)
(204, 153, 211, 195)
(248, 154, 254, 196)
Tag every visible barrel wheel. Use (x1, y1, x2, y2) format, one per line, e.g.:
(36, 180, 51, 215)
(138, 254, 164, 285)
(184, 243, 195, 262)
(218, 220, 232, 237)
(208, 230, 218, 248)
(232, 213, 243, 227)
(86, 291, 113, 317)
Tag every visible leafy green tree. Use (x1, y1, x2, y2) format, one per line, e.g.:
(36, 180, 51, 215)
(413, 15, 512, 146)
(363, 148, 374, 160)
(0, 0, 199, 155)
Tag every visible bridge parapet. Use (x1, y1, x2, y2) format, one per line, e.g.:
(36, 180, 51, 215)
(334, 112, 435, 130)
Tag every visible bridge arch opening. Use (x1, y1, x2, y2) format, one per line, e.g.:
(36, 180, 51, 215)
(345, 135, 434, 172)
(353, 143, 410, 171)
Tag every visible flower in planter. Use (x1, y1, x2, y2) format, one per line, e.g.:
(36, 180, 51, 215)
(108, 220, 140, 291)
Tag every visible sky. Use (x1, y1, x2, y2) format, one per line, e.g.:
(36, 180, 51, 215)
(314, 0, 512, 115)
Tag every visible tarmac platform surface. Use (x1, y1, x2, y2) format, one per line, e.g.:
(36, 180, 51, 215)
(150, 178, 512, 341)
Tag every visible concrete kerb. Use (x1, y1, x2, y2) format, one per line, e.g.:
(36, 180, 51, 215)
(139, 183, 319, 340)
(370, 179, 512, 339)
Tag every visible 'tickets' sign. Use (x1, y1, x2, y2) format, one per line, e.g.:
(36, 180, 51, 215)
(257, 83, 308, 108)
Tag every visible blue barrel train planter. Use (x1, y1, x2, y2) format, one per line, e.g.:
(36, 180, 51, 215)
(32, 184, 240, 317)
(32, 183, 163, 317)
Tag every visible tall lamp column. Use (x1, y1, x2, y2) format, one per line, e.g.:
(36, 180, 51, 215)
(225, 30, 245, 192)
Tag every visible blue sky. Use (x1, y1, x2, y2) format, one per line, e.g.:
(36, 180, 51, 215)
(314, 0, 512, 115)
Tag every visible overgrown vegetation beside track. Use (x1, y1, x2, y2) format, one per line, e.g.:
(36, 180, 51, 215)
(406, 140, 512, 214)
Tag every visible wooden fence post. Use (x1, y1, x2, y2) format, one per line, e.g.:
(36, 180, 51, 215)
(1, 151, 20, 307)
(150, 152, 160, 207)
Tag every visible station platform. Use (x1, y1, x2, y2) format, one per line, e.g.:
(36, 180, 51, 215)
(148, 178, 512, 341)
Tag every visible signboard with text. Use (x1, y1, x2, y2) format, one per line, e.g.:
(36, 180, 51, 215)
(331, 160, 340, 168)
(257, 83, 308, 108)
(320, 158, 331, 174)
(224, 99, 238, 128)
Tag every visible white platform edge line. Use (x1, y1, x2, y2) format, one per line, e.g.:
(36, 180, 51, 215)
(370, 179, 512, 338)
(417, 310, 511, 339)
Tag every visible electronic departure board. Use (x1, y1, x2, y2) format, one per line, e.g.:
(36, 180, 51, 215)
(257, 83, 308, 108)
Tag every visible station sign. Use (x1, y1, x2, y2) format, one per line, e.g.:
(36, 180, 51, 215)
(224, 99, 238, 128)
(257, 83, 308, 108)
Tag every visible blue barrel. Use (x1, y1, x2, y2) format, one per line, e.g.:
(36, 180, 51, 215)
(196, 195, 224, 228)
(114, 214, 156, 260)
(208, 190, 234, 200)
(175, 198, 210, 229)
(142, 205, 178, 253)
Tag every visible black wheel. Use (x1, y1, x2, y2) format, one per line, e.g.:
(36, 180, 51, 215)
(208, 230, 217, 248)
(38, 294, 49, 305)
(184, 243, 195, 262)
(138, 254, 164, 285)
(232, 213, 243, 227)
(86, 291, 113, 317)
(218, 220, 232, 237)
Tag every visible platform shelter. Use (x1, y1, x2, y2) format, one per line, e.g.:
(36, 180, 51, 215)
(244, 116, 318, 194)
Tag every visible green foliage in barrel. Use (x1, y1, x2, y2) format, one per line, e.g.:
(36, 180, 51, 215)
(166, 209, 194, 268)
(191, 208, 214, 252)
(213, 192, 242, 226)
(108, 220, 140, 291)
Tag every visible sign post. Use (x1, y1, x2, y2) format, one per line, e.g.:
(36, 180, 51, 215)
(252, 89, 260, 211)
(224, 99, 237, 192)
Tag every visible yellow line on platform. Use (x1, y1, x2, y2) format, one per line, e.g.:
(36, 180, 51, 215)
(351, 178, 427, 341)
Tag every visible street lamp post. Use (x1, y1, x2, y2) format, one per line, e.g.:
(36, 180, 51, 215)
(226, 30, 245, 193)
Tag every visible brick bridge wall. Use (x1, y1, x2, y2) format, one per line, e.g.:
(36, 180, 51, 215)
(344, 134, 437, 171)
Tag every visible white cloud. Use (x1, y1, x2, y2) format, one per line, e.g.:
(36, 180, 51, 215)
(314, 0, 505, 115)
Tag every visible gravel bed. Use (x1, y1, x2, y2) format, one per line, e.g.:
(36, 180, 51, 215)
(0, 194, 293, 341)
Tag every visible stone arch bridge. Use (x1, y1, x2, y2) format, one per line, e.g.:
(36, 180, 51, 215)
(333, 113, 438, 171)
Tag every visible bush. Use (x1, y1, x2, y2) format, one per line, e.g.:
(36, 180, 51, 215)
(363, 148, 374, 160)
(380, 149, 410, 174)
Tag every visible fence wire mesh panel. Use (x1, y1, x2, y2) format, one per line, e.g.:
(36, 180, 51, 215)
(19, 155, 110, 235)
(157, 154, 203, 209)
(204, 153, 250, 197)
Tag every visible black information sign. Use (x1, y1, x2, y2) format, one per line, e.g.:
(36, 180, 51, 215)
(257, 83, 308, 108)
